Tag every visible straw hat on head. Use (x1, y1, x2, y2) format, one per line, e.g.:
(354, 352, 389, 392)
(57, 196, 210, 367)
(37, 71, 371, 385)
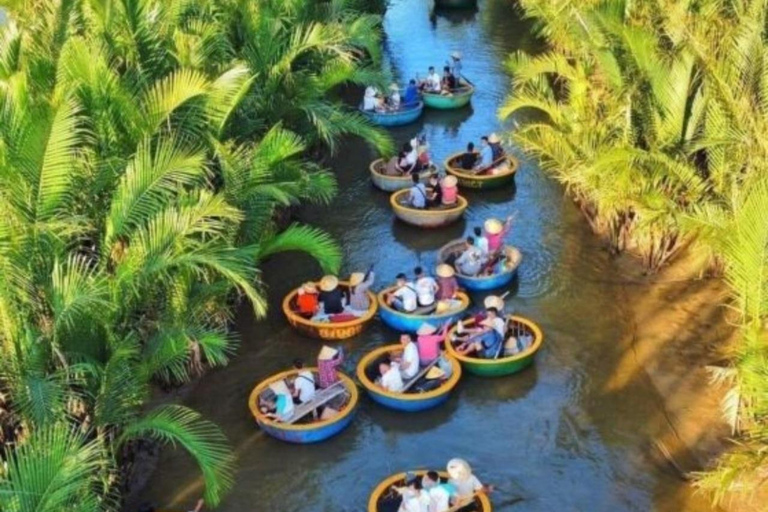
(417, 323, 438, 335)
(389, 83, 400, 91)
(319, 275, 339, 292)
(447, 458, 472, 480)
(425, 367, 446, 380)
(318, 345, 338, 361)
(436, 263, 455, 278)
(349, 272, 365, 287)
(451, 51, 462, 60)
(484, 295, 505, 311)
(484, 218, 504, 235)
(442, 175, 458, 188)
(488, 133, 501, 144)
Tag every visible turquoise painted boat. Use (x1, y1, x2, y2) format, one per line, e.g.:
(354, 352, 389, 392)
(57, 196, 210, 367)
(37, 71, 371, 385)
(248, 369, 358, 443)
(437, 239, 522, 291)
(357, 345, 462, 412)
(369, 159, 437, 192)
(422, 84, 474, 109)
(360, 102, 423, 127)
(377, 286, 470, 333)
(446, 316, 544, 377)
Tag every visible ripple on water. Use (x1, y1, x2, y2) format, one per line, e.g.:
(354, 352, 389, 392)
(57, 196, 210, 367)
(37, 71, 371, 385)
(516, 242, 562, 299)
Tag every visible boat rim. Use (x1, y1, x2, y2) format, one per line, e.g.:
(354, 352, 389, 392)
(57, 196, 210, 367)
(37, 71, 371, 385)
(376, 286, 470, 319)
(282, 281, 378, 329)
(444, 153, 519, 180)
(248, 368, 359, 432)
(422, 84, 475, 97)
(359, 101, 424, 115)
(445, 315, 544, 365)
(437, 240, 522, 281)
(369, 159, 438, 178)
(367, 470, 492, 512)
(390, 190, 469, 215)
(356, 344, 462, 401)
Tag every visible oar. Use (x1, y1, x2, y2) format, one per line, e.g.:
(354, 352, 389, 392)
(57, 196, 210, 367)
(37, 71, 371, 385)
(460, 74, 474, 87)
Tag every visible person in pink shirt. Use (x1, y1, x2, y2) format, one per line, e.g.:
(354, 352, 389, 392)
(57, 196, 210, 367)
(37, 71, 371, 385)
(416, 322, 450, 365)
(484, 215, 513, 253)
(441, 175, 458, 205)
(317, 345, 344, 388)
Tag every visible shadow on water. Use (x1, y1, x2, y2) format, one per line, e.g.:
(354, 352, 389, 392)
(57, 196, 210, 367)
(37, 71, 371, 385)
(133, 0, 722, 511)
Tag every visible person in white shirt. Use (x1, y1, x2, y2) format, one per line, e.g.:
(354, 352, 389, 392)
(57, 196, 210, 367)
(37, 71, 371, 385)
(473, 226, 489, 255)
(379, 361, 404, 392)
(363, 86, 378, 111)
(388, 83, 401, 110)
(446, 458, 493, 501)
(291, 359, 316, 404)
(396, 476, 431, 512)
(413, 266, 438, 307)
(422, 471, 456, 512)
(387, 273, 418, 312)
(420, 66, 441, 93)
(398, 334, 420, 380)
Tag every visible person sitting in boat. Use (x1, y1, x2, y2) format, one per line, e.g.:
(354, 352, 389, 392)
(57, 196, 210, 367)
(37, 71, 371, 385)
(426, 174, 442, 208)
(386, 273, 418, 313)
(398, 333, 420, 380)
(435, 264, 459, 301)
(395, 473, 431, 512)
(396, 143, 416, 175)
(260, 380, 294, 422)
(375, 93, 388, 113)
(348, 265, 375, 315)
(363, 85, 378, 111)
(414, 266, 438, 307)
(446, 459, 493, 503)
(291, 358, 316, 405)
(488, 133, 504, 161)
(450, 51, 463, 81)
(420, 66, 442, 93)
(460, 142, 478, 170)
(317, 275, 349, 316)
(295, 282, 319, 318)
(416, 322, 450, 365)
(416, 137, 432, 170)
(455, 236, 487, 276)
(407, 173, 428, 209)
(422, 471, 457, 512)
(403, 79, 420, 108)
(441, 175, 458, 206)
(441, 66, 457, 93)
(473, 226, 490, 255)
(484, 216, 514, 255)
(388, 83, 401, 110)
(378, 359, 404, 392)
(317, 345, 344, 388)
(474, 135, 494, 172)
(455, 307, 505, 359)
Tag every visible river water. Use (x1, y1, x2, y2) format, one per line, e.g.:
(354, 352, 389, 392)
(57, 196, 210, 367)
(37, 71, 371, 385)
(138, 1, 718, 510)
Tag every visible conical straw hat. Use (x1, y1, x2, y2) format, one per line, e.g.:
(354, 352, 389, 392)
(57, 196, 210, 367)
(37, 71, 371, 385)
(319, 275, 339, 292)
(349, 272, 365, 287)
(447, 458, 472, 480)
(484, 218, 503, 235)
(451, 51, 462, 59)
(442, 175, 458, 187)
(425, 367, 446, 380)
(318, 345, 338, 361)
(436, 264, 455, 278)
(488, 133, 501, 144)
(483, 295, 505, 311)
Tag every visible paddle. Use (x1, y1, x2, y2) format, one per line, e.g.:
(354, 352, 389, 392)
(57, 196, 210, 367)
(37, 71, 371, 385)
(460, 74, 474, 87)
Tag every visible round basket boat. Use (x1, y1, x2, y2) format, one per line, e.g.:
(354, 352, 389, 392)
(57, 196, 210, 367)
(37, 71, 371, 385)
(422, 84, 474, 110)
(248, 368, 359, 444)
(444, 153, 518, 189)
(446, 316, 544, 377)
(435, 0, 478, 8)
(356, 344, 462, 412)
(360, 102, 424, 127)
(437, 239, 522, 291)
(377, 286, 471, 333)
(282, 281, 377, 340)
(368, 471, 492, 512)
(390, 189, 468, 228)
(369, 160, 438, 192)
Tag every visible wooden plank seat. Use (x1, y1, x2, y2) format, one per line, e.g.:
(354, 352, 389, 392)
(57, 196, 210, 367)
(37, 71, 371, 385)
(286, 381, 347, 424)
(401, 358, 440, 393)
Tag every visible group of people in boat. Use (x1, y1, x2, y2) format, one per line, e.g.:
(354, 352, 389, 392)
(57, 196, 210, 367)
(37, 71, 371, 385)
(382, 134, 433, 176)
(259, 345, 346, 423)
(450, 217, 514, 277)
(385, 265, 462, 314)
(417, 52, 465, 95)
(363, 81, 421, 113)
(456, 133, 506, 174)
(451, 295, 534, 360)
(405, 172, 459, 210)
(294, 266, 375, 321)
(389, 459, 493, 512)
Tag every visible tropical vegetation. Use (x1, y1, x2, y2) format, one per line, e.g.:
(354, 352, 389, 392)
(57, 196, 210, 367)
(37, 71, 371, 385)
(505, 0, 768, 504)
(0, 0, 387, 510)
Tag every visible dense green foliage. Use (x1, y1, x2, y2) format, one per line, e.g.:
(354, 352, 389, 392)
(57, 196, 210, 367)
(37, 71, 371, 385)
(506, 0, 768, 503)
(0, 0, 387, 509)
